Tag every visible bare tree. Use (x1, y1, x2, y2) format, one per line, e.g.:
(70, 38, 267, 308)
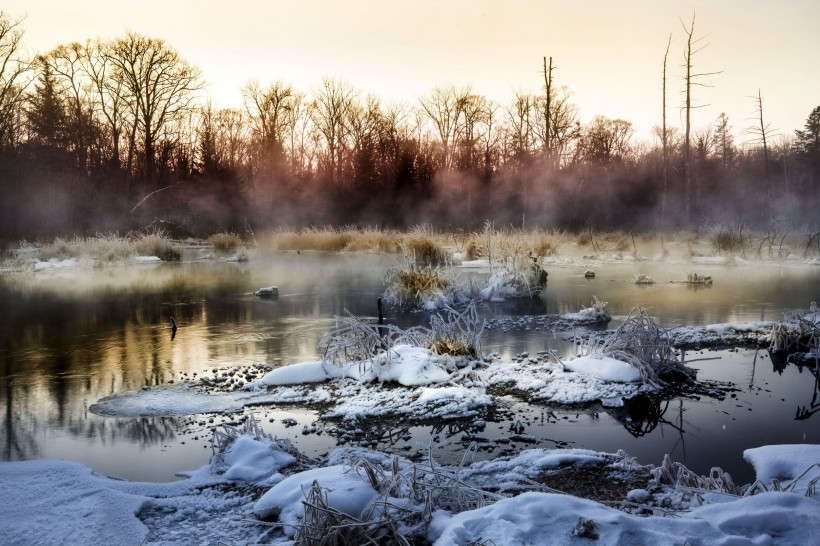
(661, 33, 672, 221)
(82, 39, 131, 172)
(108, 32, 202, 185)
(0, 11, 31, 152)
(681, 13, 720, 221)
(312, 77, 355, 184)
(748, 89, 778, 221)
(419, 85, 469, 170)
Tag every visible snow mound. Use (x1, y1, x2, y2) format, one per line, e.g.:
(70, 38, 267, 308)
(257, 345, 454, 387)
(217, 435, 296, 484)
(254, 465, 380, 535)
(563, 354, 642, 383)
(429, 490, 820, 545)
(744, 444, 820, 495)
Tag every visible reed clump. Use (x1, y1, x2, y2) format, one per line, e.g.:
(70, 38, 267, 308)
(207, 232, 242, 254)
(383, 265, 453, 308)
(402, 235, 448, 266)
(134, 231, 181, 261)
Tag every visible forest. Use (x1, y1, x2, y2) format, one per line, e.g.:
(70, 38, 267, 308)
(0, 11, 818, 239)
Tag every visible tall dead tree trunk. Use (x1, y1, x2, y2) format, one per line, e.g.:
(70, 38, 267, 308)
(662, 34, 671, 224)
(543, 56, 554, 167)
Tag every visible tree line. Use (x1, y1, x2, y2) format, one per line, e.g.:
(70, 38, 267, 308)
(0, 11, 817, 239)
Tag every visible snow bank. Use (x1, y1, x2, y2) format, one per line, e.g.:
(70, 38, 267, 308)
(2, 428, 818, 546)
(429, 490, 820, 545)
(0, 459, 149, 546)
(744, 444, 820, 495)
(483, 359, 651, 406)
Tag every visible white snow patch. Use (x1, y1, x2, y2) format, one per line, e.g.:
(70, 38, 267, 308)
(253, 465, 380, 536)
(33, 258, 79, 270)
(743, 444, 820, 495)
(218, 435, 295, 484)
(563, 355, 641, 383)
(429, 490, 820, 545)
(134, 255, 162, 263)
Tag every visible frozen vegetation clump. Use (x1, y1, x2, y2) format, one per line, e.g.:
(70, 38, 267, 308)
(685, 272, 713, 284)
(769, 302, 820, 356)
(383, 262, 465, 310)
(633, 273, 655, 285)
(320, 302, 484, 372)
(578, 308, 695, 388)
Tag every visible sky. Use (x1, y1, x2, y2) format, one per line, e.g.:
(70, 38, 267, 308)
(5, 0, 819, 142)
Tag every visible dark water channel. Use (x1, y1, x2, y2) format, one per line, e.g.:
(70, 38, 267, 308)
(1, 252, 817, 484)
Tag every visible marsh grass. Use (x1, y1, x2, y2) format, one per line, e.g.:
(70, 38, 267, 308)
(27, 231, 181, 264)
(402, 235, 448, 266)
(383, 264, 454, 308)
(263, 226, 401, 253)
(650, 454, 819, 500)
(208, 232, 243, 254)
(685, 273, 713, 284)
(134, 231, 181, 261)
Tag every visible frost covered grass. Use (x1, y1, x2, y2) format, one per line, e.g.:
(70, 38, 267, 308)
(320, 303, 484, 371)
(574, 308, 695, 388)
(7, 230, 182, 269)
(633, 273, 655, 284)
(769, 302, 820, 356)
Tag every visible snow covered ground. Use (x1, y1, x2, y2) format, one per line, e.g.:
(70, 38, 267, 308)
(1, 418, 817, 545)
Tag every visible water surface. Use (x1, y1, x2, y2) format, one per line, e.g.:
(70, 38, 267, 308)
(1, 253, 817, 483)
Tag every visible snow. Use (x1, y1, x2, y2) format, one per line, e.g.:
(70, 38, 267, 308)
(92, 344, 655, 420)
(563, 354, 642, 383)
(1, 423, 818, 546)
(218, 435, 295, 484)
(253, 465, 381, 535)
(257, 346, 456, 387)
(743, 444, 820, 495)
(428, 490, 820, 545)
(33, 257, 79, 270)
(134, 255, 162, 263)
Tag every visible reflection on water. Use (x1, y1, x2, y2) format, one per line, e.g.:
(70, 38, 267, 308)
(0, 253, 818, 481)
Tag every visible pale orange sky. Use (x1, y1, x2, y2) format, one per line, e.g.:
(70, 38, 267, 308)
(6, 0, 819, 141)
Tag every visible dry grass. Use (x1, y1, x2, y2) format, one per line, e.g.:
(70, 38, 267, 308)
(402, 235, 448, 266)
(265, 226, 400, 253)
(292, 445, 501, 545)
(208, 232, 242, 254)
(134, 231, 181, 261)
(710, 226, 745, 254)
(383, 264, 454, 308)
(25, 231, 181, 263)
